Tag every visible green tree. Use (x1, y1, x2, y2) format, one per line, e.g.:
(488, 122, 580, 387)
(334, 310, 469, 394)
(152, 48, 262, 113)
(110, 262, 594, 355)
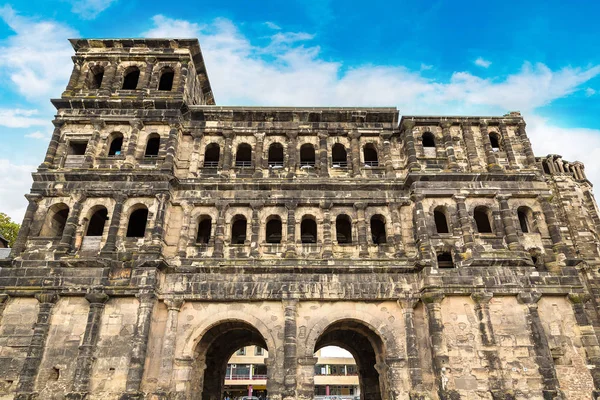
(0, 213, 20, 247)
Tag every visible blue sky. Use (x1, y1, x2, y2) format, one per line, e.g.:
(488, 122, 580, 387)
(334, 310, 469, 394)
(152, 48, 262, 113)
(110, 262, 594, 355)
(1, 0, 600, 222)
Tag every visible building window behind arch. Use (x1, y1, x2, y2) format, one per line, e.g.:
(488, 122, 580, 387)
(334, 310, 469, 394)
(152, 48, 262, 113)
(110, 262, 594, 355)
(301, 217, 317, 244)
(145, 134, 160, 157)
(86, 207, 108, 236)
(332, 143, 347, 168)
(336, 214, 352, 244)
(197, 216, 212, 244)
(490, 133, 501, 151)
(265, 217, 282, 243)
(370, 215, 387, 244)
(474, 206, 493, 233)
(235, 143, 252, 167)
(122, 67, 140, 90)
(434, 207, 449, 234)
(204, 143, 220, 167)
(126, 207, 148, 238)
(422, 132, 435, 147)
(158, 68, 174, 91)
(108, 133, 124, 156)
(88, 66, 104, 89)
(268, 143, 284, 168)
(517, 206, 532, 233)
(231, 216, 247, 244)
(300, 143, 315, 167)
(363, 143, 378, 167)
(40, 204, 70, 237)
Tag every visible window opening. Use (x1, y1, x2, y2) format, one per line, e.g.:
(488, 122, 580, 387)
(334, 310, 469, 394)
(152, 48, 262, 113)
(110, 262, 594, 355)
(235, 144, 252, 168)
(474, 206, 493, 233)
(145, 134, 160, 157)
(301, 218, 317, 243)
(158, 69, 174, 91)
(231, 217, 247, 244)
(122, 67, 140, 90)
(68, 141, 87, 156)
(542, 161, 551, 175)
(86, 208, 108, 236)
(108, 134, 123, 156)
(490, 133, 501, 151)
(88, 67, 104, 89)
(126, 207, 148, 238)
(255, 346, 264, 356)
(197, 216, 212, 244)
(204, 143, 220, 167)
(336, 215, 352, 244)
(434, 208, 449, 234)
(422, 132, 436, 147)
(300, 143, 315, 167)
(236, 347, 246, 356)
(332, 143, 347, 168)
(437, 252, 454, 268)
(518, 207, 530, 233)
(266, 217, 282, 244)
(370, 215, 387, 244)
(268, 143, 284, 168)
(40, 205, 69, 237)
(363, 144, 379, 167)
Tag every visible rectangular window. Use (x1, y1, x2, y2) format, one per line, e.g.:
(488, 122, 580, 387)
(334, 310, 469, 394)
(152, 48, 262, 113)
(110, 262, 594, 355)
(68, 141, 88, 155)
(236, 347, 246, 356)
(254, 346, 264, 356)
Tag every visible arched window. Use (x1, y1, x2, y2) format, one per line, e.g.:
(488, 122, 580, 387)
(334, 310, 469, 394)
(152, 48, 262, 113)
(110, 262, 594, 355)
(336, 214, 352, 244)
(489, 133, 501, 151)
(434, 207, 449, 234)
(204, 143, 220, 167)
(122, 66, 140, 90)
(517, 206, 532, 233)
(235, 143, 252, 167)
(87, 66, 104, 90)
(474, 206, 493, 233)
(86, 207, 108, 236)
(197, 216, 212, 244)
(300, 143, 315, 167)
(437, 252, 454, 268)
(126, 206, 148, 238)
(265, 216, 282, 243)
(40, 203, 69, 237)
(332, 143, 347, 168)
(107, 133, 124, 156)
(231, 216, 247, 244)
(268, 143, 284, 168)
(145, 134, 160, 157)
(422, 132, 436, 147)
(301, 217, 317, 244)
(363, 143, 379, 167)
(158, 68, 174, 91)
(370, 215, 387, 244)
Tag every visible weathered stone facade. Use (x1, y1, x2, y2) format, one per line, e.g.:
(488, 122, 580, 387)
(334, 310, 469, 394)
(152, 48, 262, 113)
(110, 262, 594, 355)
(1, 38, 600, 400)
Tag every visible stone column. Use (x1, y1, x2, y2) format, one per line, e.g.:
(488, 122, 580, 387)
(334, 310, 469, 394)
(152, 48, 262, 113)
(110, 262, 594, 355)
(517, 292, 565, 400)
(349, 131, 361, 177)
(421, 292, 456, 399)
(282, 300, 298, 400)
(286, 131, 298, 179)
(381, 132, 395, 177)
(388, 202, 405, 257)
(63, 61, 83, 93)
(354, 202, 369, 258)
(67, 293, 110, 399)
(461, 121, 480, 171)
(496, 194, 523, 251)
(39, 121, 65, 170)
(122, 293, 156, 398)
(480, 123, 502, 172)
(518, 122, 537, 167)
(151, 193, 170, 246)
(250, 204, 262, 257)
(10, 194, 42, 257)
(253, 133, 265, 178)
(157, 298, 185, 392)
(441, 122, 459, 171)
(284, 202, 297, 258)
(57, 193, 87, 254)
(297, 356, 318, 400)
(498, 123, 518, 169)
(399, 297, 423, 395)
(213, 203, 228, 258)
(83, 119, 105, 168)
(15, 293, 59, 400)
(402, 120, 420, 171)
(222, 129, 234, 172)
(176, 202, 193, 257)
(318, 132, 329, 177)
(123, 119, 143, 169)
(379, 358, 407, 400)
(321, 202, 333, 259)
(567, 293, 600, 395)
(412, 194, 432, 262)
(189, 133, 203, 177)
(453, 195, 475, 255)
(538, 195, 570, 259)
(100, 195, 126, 254)
(161, 125, 180, 171)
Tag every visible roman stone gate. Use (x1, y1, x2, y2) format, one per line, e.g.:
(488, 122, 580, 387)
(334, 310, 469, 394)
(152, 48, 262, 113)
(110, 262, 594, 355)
(1, 38, 600, 400)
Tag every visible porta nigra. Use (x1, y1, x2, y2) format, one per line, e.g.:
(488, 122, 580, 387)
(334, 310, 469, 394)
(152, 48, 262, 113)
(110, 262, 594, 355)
(1, 38, 600, 400)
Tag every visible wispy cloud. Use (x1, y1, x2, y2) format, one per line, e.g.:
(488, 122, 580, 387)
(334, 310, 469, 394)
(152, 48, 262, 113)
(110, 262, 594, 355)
(586, 87, 596, 97)
(0, 109, 46, 128)
(0, 158, 34, 222)
(25, 130, 50, 140)
(475, 57, 492, 68)
(264, 21, 281, 30)
(68, 0, 118, 19)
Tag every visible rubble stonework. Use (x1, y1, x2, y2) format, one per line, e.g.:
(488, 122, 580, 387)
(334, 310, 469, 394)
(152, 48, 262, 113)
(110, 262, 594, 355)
(1, 38, 600, 400)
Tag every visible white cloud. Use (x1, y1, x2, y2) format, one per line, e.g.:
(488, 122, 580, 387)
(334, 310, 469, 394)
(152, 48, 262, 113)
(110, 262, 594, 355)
(25, 130, 50, 140)
(264, 21, 281, 30)
(586, 87, 596, 97)
(420, 63, 433, 71)
(0, 109, 46, 128)
(475, 57, 492, 68)
(0, 159, 34, 223)
(144, 15, 204, 38)
(69, 0, 117, 19)
(0, 6, 78, 101)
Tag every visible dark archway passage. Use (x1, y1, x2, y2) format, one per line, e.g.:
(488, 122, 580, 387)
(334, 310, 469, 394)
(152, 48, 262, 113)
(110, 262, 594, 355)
(193, 321, 269, 400)
(314, 320, 385, 400)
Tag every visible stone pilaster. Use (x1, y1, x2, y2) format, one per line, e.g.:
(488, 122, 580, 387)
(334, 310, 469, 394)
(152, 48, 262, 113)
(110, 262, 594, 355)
(461, 121, 480, 172)
(282, 300, 298, 400)
(151, 193, 170, 246)
(100, 195, 126, 254)
(349, 131, 361, 177)
(381, 132, 395, 177)
(15, 293, 59, 400)
(213, 203, 228, 258)
(354, 202, 369, 258)
(480, 123, 502, 172)
(441, 122, 459, 171)
(538, 195, 570, 260)
(517, 292, 565, 400)
(496, 194, 523, 251)
(399, 297, 423, 395)
(284, 202, 297, 258)
(498, 123, 518, 169)
(57, 193, 87, 254)
(297, 356, 318, 400)
(10, 194, 41, 257)
(161, 124, 180, 171)
(177, 202, 193, 257)
(286, 130, 298, 178)
(518, 122, 537, 167)
(321, 201, 333, 259)
(250, 204, 262, 257)
(157, 298, 185, 392)
(253, 132, 265, 178)
(389, 202, 405, 257)
(380, 358, 408, 400)
(83, 119, 105, 168)
(402, 120, 420, 171)
(63, 60, 83, 94)
(318, 132, 329, 177)
(67, 292, 110, 399)
(453, 194, 475, 256)
(123, 119, 143, 169)
(121, 293, 156, 399)
(221, 129, 234, 172)
(189, 132, 203, 176)
(39, 120, 65, 170)
(412, 194, 432, 262)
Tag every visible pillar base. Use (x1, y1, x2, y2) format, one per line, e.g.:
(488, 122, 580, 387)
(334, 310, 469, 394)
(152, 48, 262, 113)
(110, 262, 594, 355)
(490, 389, 516, 400)
(409, 390, 434, 400)
(118, 392, 146, 400)
(65, 392, 89, 400)
(542, 390, 565, 400)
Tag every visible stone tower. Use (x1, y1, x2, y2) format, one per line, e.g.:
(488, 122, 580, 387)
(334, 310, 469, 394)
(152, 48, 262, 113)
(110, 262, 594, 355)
(1, 38, 600, 400)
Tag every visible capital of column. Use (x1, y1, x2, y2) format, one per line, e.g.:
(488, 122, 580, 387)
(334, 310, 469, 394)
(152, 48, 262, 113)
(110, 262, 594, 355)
(517, 291, 542, 306)
(410, 193, 425, 203)
(401, 120, 415, 131)
(353, 202, 367, 212)
(254, 132, 266, 141)
(452, 194, 466, 203)
(297, 356, 318, 366)
(495, 194, 511, 203)
(222, 128, 234, 140)
(91, 119, 106, 132)
(286, 130, 298, 140)
(129, 119, 144, 130)
(470, 292, 493, 305)
(440, 121, 452, 129)
(35, 292, 59, 304)
(85, 292, 109, 305)
(136, 292, 157, 305)
(25, 193, 42, 203)
(421, 291, 444, 305)
(320, 201, 332, 211)
(113, 193, 127, 203)
(52, 119, 67, 129)
(348, 131, 361, 140)
(168, 121, 182, 131)
(164, 298, 185, 311)
(397, 296, 419, 311)
(479, 121, 488, 130)
(285, 201, 297, 211)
